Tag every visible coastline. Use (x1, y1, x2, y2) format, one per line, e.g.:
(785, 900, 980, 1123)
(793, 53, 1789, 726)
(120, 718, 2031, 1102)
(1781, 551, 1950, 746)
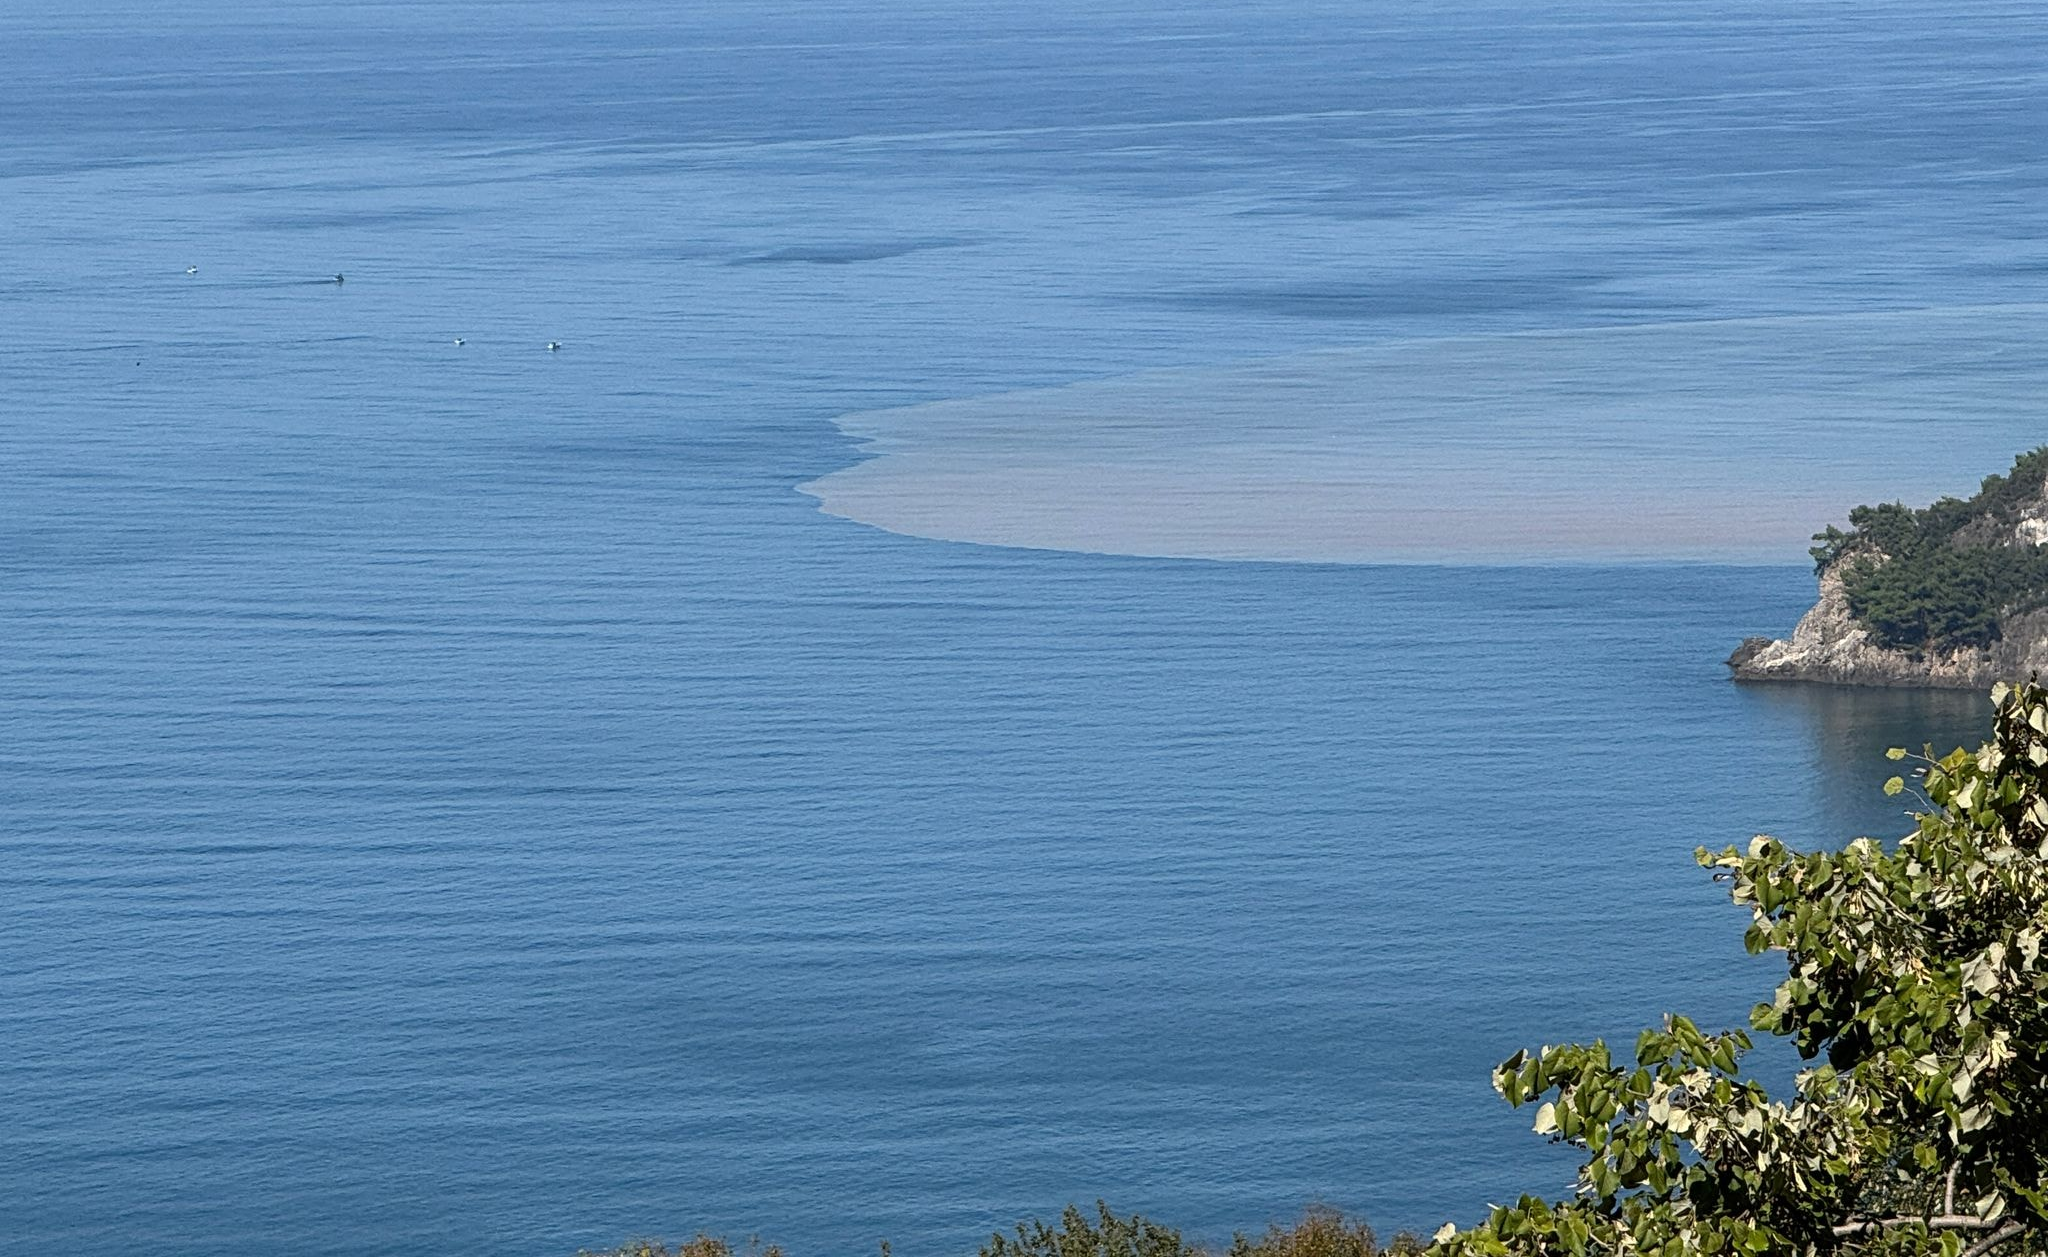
(1728, 569, 2048, 690)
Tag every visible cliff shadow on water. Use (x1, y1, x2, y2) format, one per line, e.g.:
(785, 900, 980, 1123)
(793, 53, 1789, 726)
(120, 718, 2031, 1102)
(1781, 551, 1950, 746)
(1735, 681, 1988, 842)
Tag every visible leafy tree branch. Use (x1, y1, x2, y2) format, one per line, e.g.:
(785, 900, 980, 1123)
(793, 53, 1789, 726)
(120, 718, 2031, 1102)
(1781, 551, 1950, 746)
(1430, 681, 2048, 1257)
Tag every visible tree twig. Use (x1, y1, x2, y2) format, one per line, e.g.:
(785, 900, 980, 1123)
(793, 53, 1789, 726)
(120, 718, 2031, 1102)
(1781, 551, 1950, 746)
(1961, 1220, 2024, 1257)
(1833, 1215, 2001, 1238)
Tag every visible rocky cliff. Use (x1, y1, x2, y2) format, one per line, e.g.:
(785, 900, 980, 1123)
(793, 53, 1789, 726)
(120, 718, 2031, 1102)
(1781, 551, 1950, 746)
(1729, 570, 2048, 689)
(1730, 461, 2048, 688)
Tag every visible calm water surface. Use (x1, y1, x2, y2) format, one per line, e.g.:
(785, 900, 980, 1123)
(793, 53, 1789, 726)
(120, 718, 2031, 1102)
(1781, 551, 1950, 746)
(1, 2, 2037, 1254)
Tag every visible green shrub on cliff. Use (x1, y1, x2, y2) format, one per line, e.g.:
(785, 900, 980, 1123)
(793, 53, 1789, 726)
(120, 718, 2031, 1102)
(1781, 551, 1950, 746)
(584, 1205, 1422, 1257)
(1227, 1206, 1426, 1257)
(1429, 681, 2048, 1257)
(980, 1202, 1420, 1257)
(981, 1202, 1191, 1257)
(581, 1239, 784, 1257)
(1812, 448, 2048, 653)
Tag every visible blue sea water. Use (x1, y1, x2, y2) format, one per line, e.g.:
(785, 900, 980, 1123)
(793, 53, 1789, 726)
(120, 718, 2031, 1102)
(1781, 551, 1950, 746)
(2, 2, 2042, 1254)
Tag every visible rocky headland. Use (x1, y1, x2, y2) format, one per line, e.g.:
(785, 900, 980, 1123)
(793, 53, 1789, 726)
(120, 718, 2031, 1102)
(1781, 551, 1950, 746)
(1730, 450, 2048, 689)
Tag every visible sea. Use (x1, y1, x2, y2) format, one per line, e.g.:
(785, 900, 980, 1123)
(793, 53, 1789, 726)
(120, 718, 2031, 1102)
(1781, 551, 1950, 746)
(4, 1, 2045, 1254)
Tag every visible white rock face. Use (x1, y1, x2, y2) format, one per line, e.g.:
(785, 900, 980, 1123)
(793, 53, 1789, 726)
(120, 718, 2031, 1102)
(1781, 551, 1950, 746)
(1731, 470, 2048, 688)
(1730, 568, 2048, 690)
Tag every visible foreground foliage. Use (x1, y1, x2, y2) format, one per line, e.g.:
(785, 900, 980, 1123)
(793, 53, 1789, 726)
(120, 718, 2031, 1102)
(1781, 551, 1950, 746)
(1431, 681, 2048, 1257)
(981, 1201, 1422, 1257)
(1225, 1205, 1427, 1257)
(585, 1205, 1421, 1257)
(1810, 448, 2048, 652)
(981, 1203, 1190, 1257)
(583, 1240, 785, 1257)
